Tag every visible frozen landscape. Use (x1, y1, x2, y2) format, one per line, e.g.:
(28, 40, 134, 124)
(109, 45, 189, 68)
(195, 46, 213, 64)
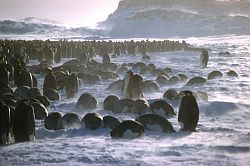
(0, 0, 250, 165)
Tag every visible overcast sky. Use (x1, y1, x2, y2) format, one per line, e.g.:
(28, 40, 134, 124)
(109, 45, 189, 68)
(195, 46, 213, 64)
(0, 0, 120, 27)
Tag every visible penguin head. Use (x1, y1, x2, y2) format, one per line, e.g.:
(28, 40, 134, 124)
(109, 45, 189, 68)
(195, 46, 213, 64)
(127, 70, 134, 76)
(133, 74, 143, 82)
(182, 90, 193, 96)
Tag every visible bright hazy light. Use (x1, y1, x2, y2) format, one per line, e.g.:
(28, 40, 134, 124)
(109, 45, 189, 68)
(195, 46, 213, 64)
(0, 0, 120, 27)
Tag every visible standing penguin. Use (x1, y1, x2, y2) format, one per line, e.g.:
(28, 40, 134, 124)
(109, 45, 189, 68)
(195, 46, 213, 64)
(65, 73, 79, 98)
(13, 99, 35, 143)
(43, 68, 57, 92)
(102, 51, 110, 64)
(122, 70, 134, 98)
(0, 65, 9, 84)
(43, 43, 53, 64)
(0, 100, 11, 145)
(200, 49, 209, 68)
(16, 69, 33, 88)
(127, 40, 136, 56)
(127, 74, 143, 100)
(178, 91, 199, 132)
(141, 43, 147, 56)
(54, 44, 62, 64)
(79, 51, 89, 65)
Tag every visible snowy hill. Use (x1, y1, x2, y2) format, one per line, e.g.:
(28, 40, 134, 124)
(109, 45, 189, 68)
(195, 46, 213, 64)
(100, 0, 250, 38)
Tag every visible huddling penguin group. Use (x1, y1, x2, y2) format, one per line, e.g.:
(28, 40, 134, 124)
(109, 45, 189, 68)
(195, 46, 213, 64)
(0, 39, 238, 144)
(43, 89, 198, 140)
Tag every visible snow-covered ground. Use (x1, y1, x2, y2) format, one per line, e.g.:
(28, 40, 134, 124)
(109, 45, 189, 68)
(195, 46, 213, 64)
(1, 35, 250, 166)
(1, 0, 250, 165)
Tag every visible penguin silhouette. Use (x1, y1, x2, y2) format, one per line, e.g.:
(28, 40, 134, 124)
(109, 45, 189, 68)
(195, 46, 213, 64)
(178, 91, 199, 132)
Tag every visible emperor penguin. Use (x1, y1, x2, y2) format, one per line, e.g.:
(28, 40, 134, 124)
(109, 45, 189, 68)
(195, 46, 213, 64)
(178, 91, 199, 132)
(200, 49, 209, 68)
(122, 70, 134, 98)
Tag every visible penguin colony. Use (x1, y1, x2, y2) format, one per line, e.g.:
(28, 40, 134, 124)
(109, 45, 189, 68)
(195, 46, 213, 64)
(0, 39, 238, 143)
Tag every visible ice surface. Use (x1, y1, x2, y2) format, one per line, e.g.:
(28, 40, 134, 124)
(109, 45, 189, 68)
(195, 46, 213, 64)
(0, 35, 249, 166)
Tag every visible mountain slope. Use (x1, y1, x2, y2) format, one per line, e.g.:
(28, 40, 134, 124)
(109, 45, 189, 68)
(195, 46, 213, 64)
(100, 0, 250, 38)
